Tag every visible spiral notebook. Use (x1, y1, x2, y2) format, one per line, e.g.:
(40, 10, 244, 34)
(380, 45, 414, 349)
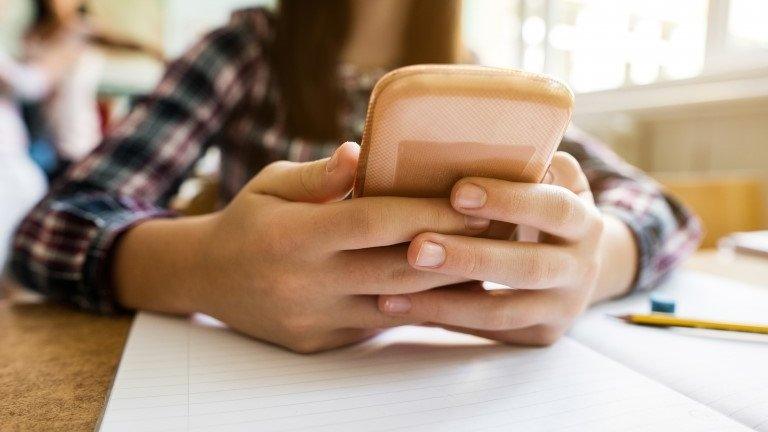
(98, 307, 754, 432)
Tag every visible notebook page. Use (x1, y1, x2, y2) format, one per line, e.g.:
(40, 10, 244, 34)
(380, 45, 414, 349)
(99, 312, 748, 432)
(570, 270, 768, 431)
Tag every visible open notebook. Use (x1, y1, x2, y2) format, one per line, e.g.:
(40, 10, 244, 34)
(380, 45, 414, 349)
(570, 270, 768, 430)
(98, 271, 765, 432)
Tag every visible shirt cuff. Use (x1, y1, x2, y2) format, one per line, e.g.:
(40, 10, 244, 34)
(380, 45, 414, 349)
(80, 200, 176, 314)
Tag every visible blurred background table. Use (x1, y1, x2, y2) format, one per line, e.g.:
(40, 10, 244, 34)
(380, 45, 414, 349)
(1, 250, 766, 431)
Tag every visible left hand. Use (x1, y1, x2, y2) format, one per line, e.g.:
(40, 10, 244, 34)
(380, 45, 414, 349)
(377, 151, 605, 345)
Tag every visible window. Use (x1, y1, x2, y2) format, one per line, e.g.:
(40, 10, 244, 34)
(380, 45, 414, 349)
(727, 0, 768, 50)
(463, 0, 767, 93)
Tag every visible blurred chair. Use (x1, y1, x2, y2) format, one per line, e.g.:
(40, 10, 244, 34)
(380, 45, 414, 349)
(654, 172, 766, 248)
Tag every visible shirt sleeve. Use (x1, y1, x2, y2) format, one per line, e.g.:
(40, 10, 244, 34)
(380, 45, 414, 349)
(559, 127, 703, 292)
(0, 51, 52, 100)
(10, 21, 265, 313)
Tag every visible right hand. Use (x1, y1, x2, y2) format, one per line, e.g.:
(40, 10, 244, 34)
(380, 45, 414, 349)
(192, 142, 489, 353)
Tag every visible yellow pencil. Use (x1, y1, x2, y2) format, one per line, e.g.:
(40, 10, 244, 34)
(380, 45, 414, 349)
(615, 313, 768, 335)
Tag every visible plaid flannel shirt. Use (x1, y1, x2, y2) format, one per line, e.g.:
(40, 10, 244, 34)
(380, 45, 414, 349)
(10, 8, 702, 313)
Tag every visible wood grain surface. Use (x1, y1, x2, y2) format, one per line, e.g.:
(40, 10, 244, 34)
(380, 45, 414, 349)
(0, 299, 132, 431)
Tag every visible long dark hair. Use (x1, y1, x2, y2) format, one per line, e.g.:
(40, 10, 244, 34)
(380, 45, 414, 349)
(274, 0, 351, 142)
(25, 0, 87, 40)
(273, 0, 461, 142)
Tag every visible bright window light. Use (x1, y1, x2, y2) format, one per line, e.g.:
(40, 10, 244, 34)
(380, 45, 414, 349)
(462, 0, 709, 92)
(727, 0, 768, 49)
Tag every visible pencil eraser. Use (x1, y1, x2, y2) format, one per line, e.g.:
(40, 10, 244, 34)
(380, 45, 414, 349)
(650, 293, 676, 314)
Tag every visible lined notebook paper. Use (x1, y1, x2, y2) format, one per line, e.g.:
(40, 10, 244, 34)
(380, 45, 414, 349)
(99, 312, 748, 432)
(570, 270, 768, 431)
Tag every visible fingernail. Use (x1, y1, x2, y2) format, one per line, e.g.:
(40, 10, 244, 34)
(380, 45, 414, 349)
(326, 149, 340, 173)
(381, 295, 412, 314)
(543, 170, 554, 184)
(455, 183, 486, 209)
(465, 215, 490, 230)
(414, 241, 445, 267)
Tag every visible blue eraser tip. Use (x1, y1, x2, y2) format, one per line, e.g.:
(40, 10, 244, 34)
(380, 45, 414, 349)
(650, 293, 676, 314)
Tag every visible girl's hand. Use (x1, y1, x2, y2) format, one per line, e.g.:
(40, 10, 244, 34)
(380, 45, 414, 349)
(116, 142, 488, 353)
(377, 152, 620, 346)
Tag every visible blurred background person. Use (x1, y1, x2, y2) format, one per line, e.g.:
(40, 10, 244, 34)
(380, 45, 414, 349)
(0, 0, 51, 285)
(1, 0, 165, 287)
(23, 0, 166, 178)
(22, 0, 105, 178)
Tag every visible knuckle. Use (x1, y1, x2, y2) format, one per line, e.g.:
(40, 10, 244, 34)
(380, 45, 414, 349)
(556, 152, 581, 172)
(298, 161, 322, 198)
(549, 189, 580, 231)
(347, 204, 379, 240)
(502, 187, 528, 216)
(588, 210, 605, 238)
(521, 251, 554, 287)
(314, 207, 341, 238)
(426, 203, 445, 233)
(559, 251, 579, 281)
(424, 295, 447, 323)
(389, 261, 414, 284)
(457, 244, 483, 277)
(258, 160, 289, 181)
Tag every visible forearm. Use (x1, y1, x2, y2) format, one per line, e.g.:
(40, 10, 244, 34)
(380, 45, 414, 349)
(113, 215, 215, 315)
(591, 214, 638, 303)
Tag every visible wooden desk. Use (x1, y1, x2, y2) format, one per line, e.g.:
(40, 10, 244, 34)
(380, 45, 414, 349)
(0, 300, 132, 431)
(1, 250, 766, 431)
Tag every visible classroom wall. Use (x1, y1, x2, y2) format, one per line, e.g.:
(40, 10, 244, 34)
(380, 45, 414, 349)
(0, 0, 31, 55)
(574, 83, 768, 245)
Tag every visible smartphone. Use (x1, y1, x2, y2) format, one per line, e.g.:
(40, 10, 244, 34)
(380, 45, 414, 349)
(353, 65, 573, 200)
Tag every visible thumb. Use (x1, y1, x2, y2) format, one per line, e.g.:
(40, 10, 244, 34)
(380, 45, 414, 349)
(248, 141, 360, 203)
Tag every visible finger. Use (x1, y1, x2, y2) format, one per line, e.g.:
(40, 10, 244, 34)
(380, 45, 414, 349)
(333, 245, 468, 295)
(544, 152, 591, 197)
(450, 178, 596, 241)
(436, 323, 564, 347)
(315, 197, 491, 250)
(378, 287, 562, 331)
(406, 233, 577, 289)
(507, 152, 594, 243)
(342, 295, 423, 329)
(541, 152, 596, 244)
(247, 141, 360, 203)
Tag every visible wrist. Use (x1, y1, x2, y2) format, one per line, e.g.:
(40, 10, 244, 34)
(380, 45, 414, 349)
(590, 213, 638, 304)
(113, 214, 217, 315)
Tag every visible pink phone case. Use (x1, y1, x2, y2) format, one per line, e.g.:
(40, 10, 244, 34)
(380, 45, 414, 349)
(353, 65, 573, 199)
